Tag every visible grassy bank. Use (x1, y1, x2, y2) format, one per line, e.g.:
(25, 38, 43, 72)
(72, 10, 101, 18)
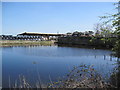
(0, 40, 55, 47)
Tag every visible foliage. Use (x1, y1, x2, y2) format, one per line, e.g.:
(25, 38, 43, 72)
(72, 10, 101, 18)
(94, 23, 114, 37)
(68, 31, 94, 37)
(99, 2, 119, 30)
(48, 64, 113, 88)
(112, 40, 120, 58)
(72, 31, 85, 36)
(109, 58, 120, 88)
(89, 36, 97, 43)
(99, 1, 120, 56)
(99, 2, 120, 88)
(10, 64, 117, 88)
(85, 31, 94, 36)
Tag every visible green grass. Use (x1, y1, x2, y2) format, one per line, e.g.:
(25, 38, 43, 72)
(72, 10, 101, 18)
(0, 40, 55, 47)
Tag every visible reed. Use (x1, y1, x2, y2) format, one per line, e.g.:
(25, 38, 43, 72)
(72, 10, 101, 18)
(48, 64, 114, 88)
(7, 64, 117, 89)
(0, 40, 55, 47)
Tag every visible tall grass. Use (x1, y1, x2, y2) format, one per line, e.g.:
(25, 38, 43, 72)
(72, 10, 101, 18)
(6, 64, 117, 89)
(48, 64, 114, 88)
(0, 40, 55, 47)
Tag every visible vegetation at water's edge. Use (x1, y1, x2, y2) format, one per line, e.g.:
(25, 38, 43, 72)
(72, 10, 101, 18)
(8, 64, 119, 89)
(0, 40, 55, 47)
(48, 65, 114, 88)
(2, 1, 120, 89)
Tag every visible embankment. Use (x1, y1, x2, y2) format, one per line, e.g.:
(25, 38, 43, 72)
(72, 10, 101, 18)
(57, 36, 116, 48)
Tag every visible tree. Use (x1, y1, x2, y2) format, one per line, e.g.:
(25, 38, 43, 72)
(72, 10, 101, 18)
(100, 1, 120, 88)
(84, 31, 94, 36)
(72, 31, 84, 36)
(72, 31, 80, 36)
(66, 32, 72, 36)
(79, 32, 84, 36)
(88, 31, 94, 36)
(94, 23, 102, 37)
(100, 1, 120, 57)
(100, 24, 113, 37)
(94, 23, 113, 37)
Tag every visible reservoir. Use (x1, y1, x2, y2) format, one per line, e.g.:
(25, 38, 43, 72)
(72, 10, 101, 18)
(2, 46, 118, 88)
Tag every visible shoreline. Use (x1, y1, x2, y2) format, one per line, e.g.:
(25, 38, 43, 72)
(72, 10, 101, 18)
(57, 43, 113, 50)
(0, 40, 113, 50)
(0, 40, 55, 47)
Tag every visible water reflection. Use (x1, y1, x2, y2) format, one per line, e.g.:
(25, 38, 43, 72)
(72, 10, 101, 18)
(3, 46, 113, 57)
(2, 46, 118, 88)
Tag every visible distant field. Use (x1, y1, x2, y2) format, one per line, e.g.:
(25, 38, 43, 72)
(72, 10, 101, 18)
(0, 40, 55, 47)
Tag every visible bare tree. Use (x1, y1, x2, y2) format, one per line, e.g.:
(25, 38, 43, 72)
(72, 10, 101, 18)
(93, 23, 113, 37)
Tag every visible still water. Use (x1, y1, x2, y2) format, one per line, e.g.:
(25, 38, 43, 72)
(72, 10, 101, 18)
(2, 46, 117, 87)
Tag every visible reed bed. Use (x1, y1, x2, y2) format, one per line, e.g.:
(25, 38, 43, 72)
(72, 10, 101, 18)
(7, 64, 118, 89)
(0, 40, 55, 47)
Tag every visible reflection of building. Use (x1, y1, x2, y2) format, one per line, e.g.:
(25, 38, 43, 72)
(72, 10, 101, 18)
(0, 32, 65, 41)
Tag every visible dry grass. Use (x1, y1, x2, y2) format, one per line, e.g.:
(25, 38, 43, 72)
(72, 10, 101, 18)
(7, 64, 116, 89)
(48, 64, 114, 88)
(0, 40, 55, 47)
